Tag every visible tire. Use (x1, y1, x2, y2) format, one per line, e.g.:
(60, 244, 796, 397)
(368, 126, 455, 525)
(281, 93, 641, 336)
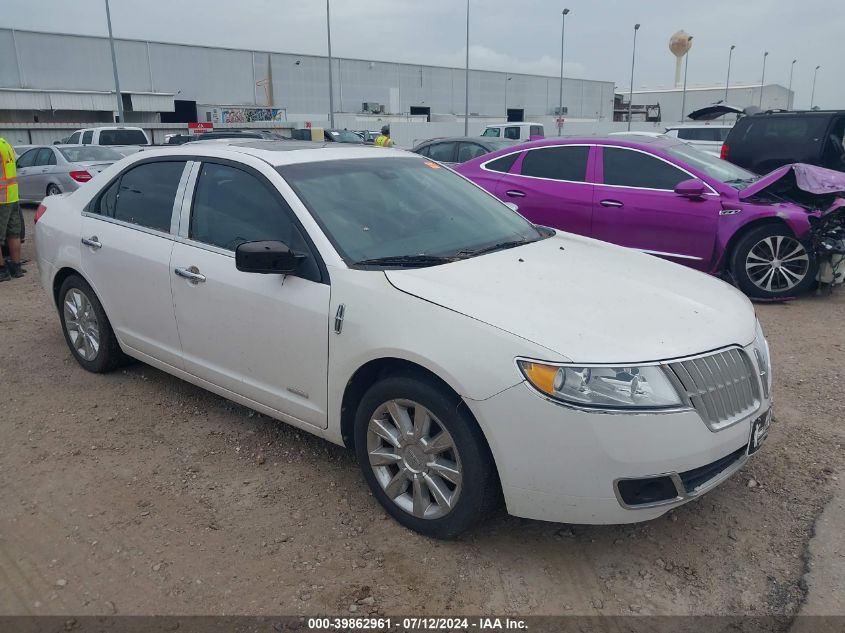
(46, 183, 61, 197)
(730, 224, 817, 299)
(58, 275, 126, 373)
(354, 374, 499, 539)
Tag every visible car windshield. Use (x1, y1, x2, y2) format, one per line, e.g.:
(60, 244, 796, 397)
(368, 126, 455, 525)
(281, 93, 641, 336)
(481, 128, 500, 137)
(328, 130, 363, 143)
(278, 157, 545, 266)
(666, 143, 758, 188)
(59, 146, 122, 162)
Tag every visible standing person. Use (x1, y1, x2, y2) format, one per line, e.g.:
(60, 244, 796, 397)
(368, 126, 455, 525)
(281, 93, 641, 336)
(374, 125, 395, 148)
(0, 136, 24, 281)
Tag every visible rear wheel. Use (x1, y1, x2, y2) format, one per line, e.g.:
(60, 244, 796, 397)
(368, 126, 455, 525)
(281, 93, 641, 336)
(730, 225, 817, 299)
(58, 275, 126, 372)
(46, 183, 61, 197)
(354, 374, 499, 538)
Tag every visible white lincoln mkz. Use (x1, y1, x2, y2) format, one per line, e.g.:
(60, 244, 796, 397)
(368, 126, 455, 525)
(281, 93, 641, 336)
(35, 141, 772, 538)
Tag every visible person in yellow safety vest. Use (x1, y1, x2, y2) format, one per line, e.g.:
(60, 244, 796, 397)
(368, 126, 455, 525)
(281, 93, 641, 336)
(374, 125, 394, 148)
(0, 136, 24, 281)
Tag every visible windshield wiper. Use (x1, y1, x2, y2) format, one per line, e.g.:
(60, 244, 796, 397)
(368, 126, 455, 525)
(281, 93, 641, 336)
(457, 238, 532, 257)
(354, 254, 455, 268)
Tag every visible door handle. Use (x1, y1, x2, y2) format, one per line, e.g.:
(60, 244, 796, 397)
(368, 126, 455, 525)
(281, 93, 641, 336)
(505, 190, 526, 198)
(174, 266, 206, 283)
(81, 236, 102, 249)
(600, 199, 624, 208)
(40, 168, 49, 173)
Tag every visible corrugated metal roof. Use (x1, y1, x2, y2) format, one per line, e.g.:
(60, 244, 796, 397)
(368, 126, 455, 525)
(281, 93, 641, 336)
(0, 88, 173, 112)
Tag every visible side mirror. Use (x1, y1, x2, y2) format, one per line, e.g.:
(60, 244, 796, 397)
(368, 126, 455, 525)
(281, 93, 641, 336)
(504, 202, 519, 212)
(236, 240, 306, 275)
(674, 178, 708, 198)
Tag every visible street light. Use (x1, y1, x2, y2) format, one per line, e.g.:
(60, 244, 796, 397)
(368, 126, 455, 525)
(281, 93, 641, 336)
(810, 65, 820, 109)
(788, 59, 797, 109)
(104, 0, 124, 124)
(558, 8, 570, 136)
(326, 0, 335, 128)
(759, 51, 768, 108)
(680, 35, 693, 122)
(464, 0, 470, 135)
(627, 23, 640, 131)
(724, 44, 735, 102)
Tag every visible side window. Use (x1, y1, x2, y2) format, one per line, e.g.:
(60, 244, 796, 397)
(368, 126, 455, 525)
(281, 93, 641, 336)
(457, 143, 488, 163)
(426, 142, 456, 162)
(35, 148, 54, 166)
(16, 149, 38, 168)
(485, 152, 519, 173)
(530, 125, 543, 137)
(504, 126, 520, 140)
(603, 147, 688, 190)
(67, 132, 81, 144)
(190, 162, 296, 252)
(520, 146, 589, 182)
(677, 128, 708, 141)
(82, 131, 93, 145)
(106, 161, 185, 231)
(481, 128, 500, 137)
(415, 145, 431, 158)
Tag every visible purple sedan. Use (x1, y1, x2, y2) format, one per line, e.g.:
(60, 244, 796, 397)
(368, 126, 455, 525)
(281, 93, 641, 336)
(455, 136, 845, 299)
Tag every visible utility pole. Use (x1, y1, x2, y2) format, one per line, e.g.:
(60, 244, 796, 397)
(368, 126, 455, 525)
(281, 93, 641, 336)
(557, 8, 570, 136)
(627, 23, 640, 131)
(104, 0, 124, 124)
(788, 59, 797, 109)
(464, 0, 470, 135)
(680, 36, 693, 122)
(724, 45, 735, 102)
(810, 65, 820, 109)
(326, 0, 335, 128)
(759, 51, 768, 108)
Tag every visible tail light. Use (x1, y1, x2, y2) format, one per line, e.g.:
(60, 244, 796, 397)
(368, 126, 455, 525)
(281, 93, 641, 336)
(69, 170, 92, 183)
(720, 143, 729, 160)
(35, 203, 47, 223)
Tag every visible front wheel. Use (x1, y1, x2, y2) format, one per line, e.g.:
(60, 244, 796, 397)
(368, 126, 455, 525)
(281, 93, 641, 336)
(354, 375, 499, 538)
(730, 225, 817, 299)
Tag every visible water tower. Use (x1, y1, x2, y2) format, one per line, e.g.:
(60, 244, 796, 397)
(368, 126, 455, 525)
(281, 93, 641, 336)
(669, 30, 693, 88)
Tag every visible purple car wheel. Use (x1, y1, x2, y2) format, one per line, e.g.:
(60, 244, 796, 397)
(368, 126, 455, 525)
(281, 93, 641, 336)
(731, 225, 817, 299)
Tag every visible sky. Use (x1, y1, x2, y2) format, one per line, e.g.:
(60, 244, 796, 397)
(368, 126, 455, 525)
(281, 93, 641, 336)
(4, 0, 843, 110)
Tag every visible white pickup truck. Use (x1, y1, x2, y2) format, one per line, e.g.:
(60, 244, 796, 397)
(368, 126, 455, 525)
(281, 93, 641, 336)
(63, 126, 151, 156)
(481, 122, 545, 142)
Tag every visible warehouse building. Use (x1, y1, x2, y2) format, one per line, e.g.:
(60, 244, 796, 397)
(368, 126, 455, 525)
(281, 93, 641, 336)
(0, 28, 615, 130)
(627, 84, 794, 122)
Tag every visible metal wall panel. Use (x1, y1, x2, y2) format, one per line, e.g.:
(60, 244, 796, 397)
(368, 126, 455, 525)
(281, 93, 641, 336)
(0, 31, 22, 88)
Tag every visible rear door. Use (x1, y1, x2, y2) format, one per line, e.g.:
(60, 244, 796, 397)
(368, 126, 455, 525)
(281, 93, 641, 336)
(592, 146, 719, 270)
(80, 159, 189, 367)
(169, 160, 331, 428)
(493, 144, 593, 235)
(29, 148, 57, 200)
(13, 148, 39, 200)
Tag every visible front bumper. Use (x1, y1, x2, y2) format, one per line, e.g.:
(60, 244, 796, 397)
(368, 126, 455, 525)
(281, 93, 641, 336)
(467, 379, 771, 525)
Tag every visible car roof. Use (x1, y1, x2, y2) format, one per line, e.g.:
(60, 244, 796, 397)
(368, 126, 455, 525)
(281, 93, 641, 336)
(416, 136, 519, 144)
(665, 123, 733, 129)
(125, 139, 415, 166)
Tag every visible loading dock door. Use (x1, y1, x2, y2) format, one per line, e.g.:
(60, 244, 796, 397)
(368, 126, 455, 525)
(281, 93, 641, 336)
(507, 109, 524, 122)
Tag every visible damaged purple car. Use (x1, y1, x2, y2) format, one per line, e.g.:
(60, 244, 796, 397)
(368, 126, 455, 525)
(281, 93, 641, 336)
(456, 135, 845, 299)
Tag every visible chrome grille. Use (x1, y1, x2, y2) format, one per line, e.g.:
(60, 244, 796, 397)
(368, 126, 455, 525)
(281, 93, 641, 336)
(669, 348, 761, 430)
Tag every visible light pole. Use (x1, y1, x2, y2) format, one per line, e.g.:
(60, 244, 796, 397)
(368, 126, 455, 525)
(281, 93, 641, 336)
(558, 8, 570, 136)
(464, 0, 470, 135)
(504, 75, 511, 115)
(326, 0, 335, 128)
(680, 35, 693, 122)
(724, 44, 735, 102)
(104, 0, 124, 124)
(627, 23, 640, 131)
(810, 65, 820, 109)
(759, 51, 768, 108)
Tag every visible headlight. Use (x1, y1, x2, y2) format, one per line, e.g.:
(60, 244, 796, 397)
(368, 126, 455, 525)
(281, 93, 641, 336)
(754, 319, 772, 396)
(517, 360, 684, 410)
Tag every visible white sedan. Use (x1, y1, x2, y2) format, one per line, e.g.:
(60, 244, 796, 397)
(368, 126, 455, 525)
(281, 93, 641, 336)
(34, 141, 772, 538)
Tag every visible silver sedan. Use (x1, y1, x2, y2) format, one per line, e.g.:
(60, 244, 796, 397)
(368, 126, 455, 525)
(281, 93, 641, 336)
(15, 145, 123, 202)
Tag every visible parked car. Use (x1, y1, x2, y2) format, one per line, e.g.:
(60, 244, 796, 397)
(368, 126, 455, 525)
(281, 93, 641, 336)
(481, 122, 544, 141)
(15, 145, 123, 202)
(358, 130, 382, 144)
(722, 110, 845, 174)
(35, 140, 773, 538)
(66, 126, 150, 156)
(323, 129, 365, 143)
(411, 137, 519, 166)
(664, 124, 732, 157)
(456, 136, 845, 299)
(186, 130, 284, 142)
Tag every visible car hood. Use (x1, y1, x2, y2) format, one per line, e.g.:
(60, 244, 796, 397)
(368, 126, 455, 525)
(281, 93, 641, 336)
(739, 163, 845, 202)
(385, 234, 756, 364)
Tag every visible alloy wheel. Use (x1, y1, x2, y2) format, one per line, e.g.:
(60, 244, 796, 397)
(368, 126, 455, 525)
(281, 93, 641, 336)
(745, 235, 810, 293)
(366, 399, 462, 519)
(47, 184, 61, 196)
(63, 288, 100, 361)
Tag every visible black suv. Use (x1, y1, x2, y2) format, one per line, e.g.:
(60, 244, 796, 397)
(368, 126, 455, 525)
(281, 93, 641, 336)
(722, 110, 845, 174)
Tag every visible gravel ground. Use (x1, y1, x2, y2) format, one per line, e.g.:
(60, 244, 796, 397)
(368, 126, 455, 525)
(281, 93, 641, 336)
(1, 207, 843, 619)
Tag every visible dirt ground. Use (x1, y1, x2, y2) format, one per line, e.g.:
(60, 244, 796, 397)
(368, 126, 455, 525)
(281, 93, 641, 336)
(1, 207, 843, 619)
